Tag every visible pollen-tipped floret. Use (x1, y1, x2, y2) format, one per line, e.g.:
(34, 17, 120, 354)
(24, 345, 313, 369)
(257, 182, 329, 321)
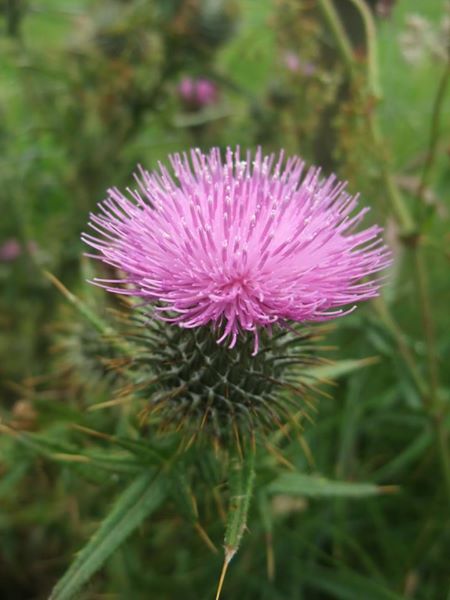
(82, 147, 391, 352)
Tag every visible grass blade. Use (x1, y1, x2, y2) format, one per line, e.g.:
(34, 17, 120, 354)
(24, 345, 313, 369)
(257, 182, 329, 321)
(49, 469, 166, 600)
(267, 472, 394, 498)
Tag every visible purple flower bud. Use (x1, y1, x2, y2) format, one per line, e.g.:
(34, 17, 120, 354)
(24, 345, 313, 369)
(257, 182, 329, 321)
(195, 78, 218, 106)
(178, 77, 219, 109)
(178, 77, 196, 103)
(283, 51, 301, 73)
(282, 51, 316, 76)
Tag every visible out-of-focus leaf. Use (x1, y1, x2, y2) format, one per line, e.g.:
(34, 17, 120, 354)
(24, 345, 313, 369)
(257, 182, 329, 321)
(300, 358, 378, 382)
(3, 428, 144, 474)
(303, 565, 404, 600)
(49, 469, 166, 600)
(0, 463, 29, 498)
(267, 473, 385, 498)
(373, 430, 433, 481)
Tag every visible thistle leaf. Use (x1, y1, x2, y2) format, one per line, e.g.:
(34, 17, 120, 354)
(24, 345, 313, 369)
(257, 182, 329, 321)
(49, 470, 166, 600)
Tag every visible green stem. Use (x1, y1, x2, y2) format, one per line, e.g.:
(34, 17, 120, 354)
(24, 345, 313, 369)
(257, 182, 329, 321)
(317, 0, 354, 72)
(416, 56, 450, 219)
(411, 247, 450, 498)
(412, 250, 439, 407)
(367, 113, 416, 236)
(349, 0, 415, 235)
(344, 0, 382, 99)
(436, 415, 450, 501)
(372, 297, 426, 398)
(318, 0, 415, 236)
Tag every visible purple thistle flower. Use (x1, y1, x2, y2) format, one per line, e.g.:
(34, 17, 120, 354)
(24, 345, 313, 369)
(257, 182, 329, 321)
(83, 147, 391, 353)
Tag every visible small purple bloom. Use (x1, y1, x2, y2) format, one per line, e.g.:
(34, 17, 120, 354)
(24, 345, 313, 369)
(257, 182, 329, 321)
(282, 51, 316, 77)
(178, 77, 196, 103)
(283, 51, 301, 73)
(0, 238, 22, 262)
(83, 147, 391, 353)
(178, 77, 218, 109)
(195, 78, 218, 106)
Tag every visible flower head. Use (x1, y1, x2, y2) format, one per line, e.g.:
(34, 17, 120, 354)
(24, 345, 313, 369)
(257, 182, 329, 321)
(83, 147, 391, 353)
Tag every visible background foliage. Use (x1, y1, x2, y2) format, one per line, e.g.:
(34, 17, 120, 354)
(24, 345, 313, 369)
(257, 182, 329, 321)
(0, 1, 449, 599)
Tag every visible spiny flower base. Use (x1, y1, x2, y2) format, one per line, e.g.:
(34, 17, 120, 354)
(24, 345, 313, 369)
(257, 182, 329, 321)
(126, 315, 318, 443)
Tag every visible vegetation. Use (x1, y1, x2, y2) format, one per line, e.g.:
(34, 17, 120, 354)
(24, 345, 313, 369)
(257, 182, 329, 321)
(0, 1, 449, 598)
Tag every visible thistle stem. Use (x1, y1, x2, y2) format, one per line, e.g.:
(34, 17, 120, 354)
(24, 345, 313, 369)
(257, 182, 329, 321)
(366, 113, 416, 237)
(317, 0, 354, 72)
(344, 0, 382, 99)
(317, 0, 415, 237)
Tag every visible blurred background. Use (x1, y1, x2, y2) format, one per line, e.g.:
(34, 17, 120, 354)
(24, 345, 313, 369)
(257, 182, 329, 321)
(0, 1, 449, 599)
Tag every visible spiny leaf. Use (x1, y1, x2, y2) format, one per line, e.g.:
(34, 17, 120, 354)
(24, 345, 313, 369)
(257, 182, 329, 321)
(49, 469, 167, 600)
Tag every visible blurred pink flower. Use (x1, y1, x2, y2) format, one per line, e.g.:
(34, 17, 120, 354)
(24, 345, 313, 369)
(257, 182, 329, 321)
(0, 238, 22, 262)
(283, 51, 301, 72)
(178, 77, 196, 102)
(196, 78, 218, 106)
(282, 51, 316, 76)
(178, 77, 219, 109)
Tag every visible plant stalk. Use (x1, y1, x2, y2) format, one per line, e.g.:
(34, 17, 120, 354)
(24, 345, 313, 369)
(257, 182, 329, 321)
(318, 0, 450, 500)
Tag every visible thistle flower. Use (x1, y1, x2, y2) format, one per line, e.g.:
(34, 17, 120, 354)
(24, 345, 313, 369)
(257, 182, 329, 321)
(82, 148, 391, 438)
(83, 147, 391, 355)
